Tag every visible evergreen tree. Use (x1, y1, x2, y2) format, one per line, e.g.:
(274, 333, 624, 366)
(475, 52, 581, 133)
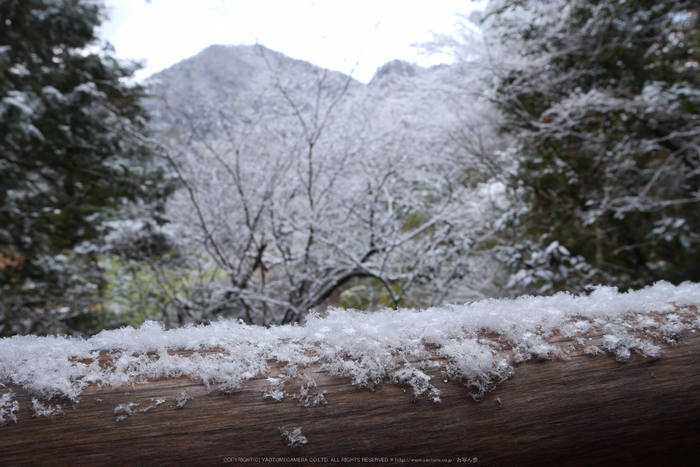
(486, 0, 700, 292)
(0, 0, 170, 335)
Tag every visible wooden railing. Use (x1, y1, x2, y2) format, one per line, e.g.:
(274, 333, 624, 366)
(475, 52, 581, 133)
(2, 309, 700, 466)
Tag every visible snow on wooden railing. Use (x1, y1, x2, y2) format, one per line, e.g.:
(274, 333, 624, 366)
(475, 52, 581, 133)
(2, 281, 700, 465)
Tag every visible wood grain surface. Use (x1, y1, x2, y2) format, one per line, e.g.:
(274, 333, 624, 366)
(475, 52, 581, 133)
(1, 323, 699, 466)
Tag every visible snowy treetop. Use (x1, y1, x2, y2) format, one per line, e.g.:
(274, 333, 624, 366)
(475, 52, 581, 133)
(1, 281, 699, 414)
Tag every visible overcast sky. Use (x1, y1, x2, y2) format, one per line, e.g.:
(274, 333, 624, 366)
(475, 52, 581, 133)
(99, 0, 485, 83)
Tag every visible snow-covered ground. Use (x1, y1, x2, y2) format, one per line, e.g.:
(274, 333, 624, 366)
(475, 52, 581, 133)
(2, 281, 700, 422)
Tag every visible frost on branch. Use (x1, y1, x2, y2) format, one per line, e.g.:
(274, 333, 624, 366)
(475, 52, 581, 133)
(0, 282, 699, 415)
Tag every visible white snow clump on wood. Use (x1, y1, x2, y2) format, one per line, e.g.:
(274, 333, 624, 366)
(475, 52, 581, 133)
(0, 281, 698, 405)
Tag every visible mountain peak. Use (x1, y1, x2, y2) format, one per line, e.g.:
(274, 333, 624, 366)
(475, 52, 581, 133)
(371, 60, 419, 83)
(149, 44, 357, 92)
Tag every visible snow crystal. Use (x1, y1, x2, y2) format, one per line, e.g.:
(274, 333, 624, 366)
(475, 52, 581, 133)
(176, 391, 192, 408)
(141, 398, 166, 413)
(263, 377, 287, 401)
(114, 402, 140, 416)
(295, 376, 327, 408)
(0, 281, 698, 411)
(279, 427, 308, 447)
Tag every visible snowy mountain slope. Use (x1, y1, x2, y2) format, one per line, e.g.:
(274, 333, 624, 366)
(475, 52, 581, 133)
(146, 44, 458, 140)
(146, 44, 360, 125)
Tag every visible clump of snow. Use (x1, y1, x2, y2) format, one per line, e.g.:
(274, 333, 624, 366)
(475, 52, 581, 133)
(584, 345, 604, 356)
(0, 392, 19, 425)
(601, 324, 662, 361)
(279, 427, 308, 447)
(660, 314, 687, 342)
(263, 378, 287, 402)
(692, 315, 700, 329)
(0, 281, 699, 410)
(512, 332, 562, 363)
(392, 365, 441, 403)
(560, 320, 593, 337)
(439, 338, 511, 399)
(31, 398, 63, 418)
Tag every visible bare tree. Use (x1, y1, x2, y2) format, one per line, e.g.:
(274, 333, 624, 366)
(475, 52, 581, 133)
(143, 46, 503, 326)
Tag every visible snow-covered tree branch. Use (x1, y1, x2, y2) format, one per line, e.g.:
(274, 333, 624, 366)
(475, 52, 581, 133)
(143, 46, 504, 326)
(428, 0, 700, 294)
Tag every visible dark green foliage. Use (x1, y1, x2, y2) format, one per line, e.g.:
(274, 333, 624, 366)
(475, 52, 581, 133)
(491, 0, 700, 292)
(0, 0, 171, 335)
